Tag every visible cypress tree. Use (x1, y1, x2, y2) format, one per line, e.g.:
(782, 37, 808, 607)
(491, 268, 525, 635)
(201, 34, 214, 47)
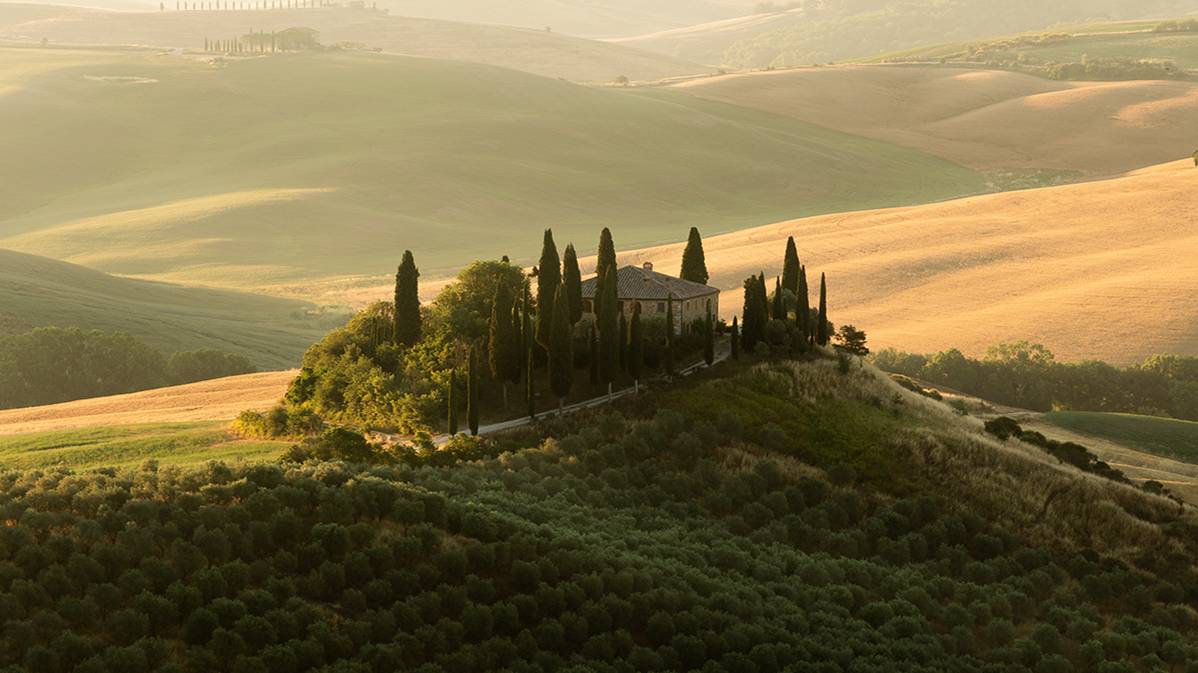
(704, 299, 715, 366)
(598, 266, 620, 397)
(618, 310, 628, 373)
(797, 265, 811, 345)
(730, 316, 740, 361)
(628, 304, 643, 391)
(741, 277, 759, 353)
(664, 294, 675, 376)
(548, 282, 573, 411)
(562, 244, 583, 324)
(525, 342, 535, 420)
(446, 370, 458, 435)
(781, 236, 800, 294)
(588, 326, 600, 389)
(510, 297, 524, 385)
(755, 274, 769, 343)
(488, 283, 518, 410)
(535, 230, 560, 349)
(523, 283, 535, 420)
(594, 227, 617, 317)
(817, 273, 829, 346)
(467, 347, 480, 435)
(772, 276, 784, 320)
(679, 227, 709, 285)
(394, 250, 421, 346)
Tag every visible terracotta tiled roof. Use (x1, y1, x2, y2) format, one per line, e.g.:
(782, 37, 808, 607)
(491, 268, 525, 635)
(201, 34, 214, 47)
(580, 264, 718, 301)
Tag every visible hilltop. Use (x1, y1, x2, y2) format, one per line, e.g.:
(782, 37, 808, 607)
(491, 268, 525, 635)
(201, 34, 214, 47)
(616, 0, 1198, 69)
(0, 2, 708, 82)
(0, 46, 987, 297)
(672, 65, 1198, 178)
(600, 160, 1198, 364)
(0, 249, 339, 368)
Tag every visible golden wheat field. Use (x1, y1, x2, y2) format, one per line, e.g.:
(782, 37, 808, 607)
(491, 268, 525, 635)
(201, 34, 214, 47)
(673, 65, 1198, 177)
(0, 370, 295, 435)
(599, 160, 1198, 364)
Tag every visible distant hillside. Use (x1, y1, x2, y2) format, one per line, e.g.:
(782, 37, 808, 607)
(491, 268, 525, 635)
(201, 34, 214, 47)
(600, 160, 1198, 364)
(672, 65, 1198, 178)
(616, 0, 1198, 69)
(0, 2, 709, 82)
(865, 18, 1198, 75)
(0, 47, 987, 296)
(0, 249, 338, 368)
(379, 0, 755, 38)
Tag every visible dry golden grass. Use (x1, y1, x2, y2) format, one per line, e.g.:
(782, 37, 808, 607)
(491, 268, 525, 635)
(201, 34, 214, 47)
(601, 160, 1198, 364)
(0, 370, 295, 435)
(672, 65, 1198, 176)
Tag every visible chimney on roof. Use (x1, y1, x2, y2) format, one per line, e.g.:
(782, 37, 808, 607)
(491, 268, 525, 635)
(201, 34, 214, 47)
(643, 261, 653, 272)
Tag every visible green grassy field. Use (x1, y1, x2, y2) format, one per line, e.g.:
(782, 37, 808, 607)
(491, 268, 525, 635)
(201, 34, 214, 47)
(0, 422, 290, 470)
(1042, 411, 1198, 464)
(0, 47, 988, 295)
(0, 249, 343, 369)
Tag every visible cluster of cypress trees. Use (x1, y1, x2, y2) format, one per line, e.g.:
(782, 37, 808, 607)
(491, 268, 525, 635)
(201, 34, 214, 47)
(398, 226, 720, 436)
(736, 235, 829, 356)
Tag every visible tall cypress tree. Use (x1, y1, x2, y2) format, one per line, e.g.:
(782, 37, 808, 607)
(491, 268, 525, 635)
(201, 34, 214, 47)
(522, 283, 535, 420)
(510, 297, 524, 385)
(704, 299, 715, 366)
(525, 342, 535, 421)
(679, 227, 709, 285)
(757, 274, 769, 327)
(772, 276, 784, 320)
(562, 244, 583, 324)
(628, 305, 644, 391)
(446, 370, 458, 435)
(598, 266, 620, 396)
(817, 273, 829, 346)
(781, 236, 800, 294)
(594, 228, 617, 317)
(535, 230, 560, 349)
(548, 282, 573, 411)
(796, 265, 811, 345)
(588, 326, 600, 389)
(466, 348, 480, 435)
(730, 315, 740, 361)
(489, 283, 518, 410)
(664, 294, 675, 376)
(394, 250, 421, 346)
(618, 310, 628, 373)
(741, 277, 760, 353)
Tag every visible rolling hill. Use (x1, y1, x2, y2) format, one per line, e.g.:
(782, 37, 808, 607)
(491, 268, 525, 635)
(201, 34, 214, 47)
(0, 2, 709, 82)
(594, 160, 1198, 365)
(0, 46, 988, 297)
(0, 249, 339, 368)
(672, 65, 1198, 178)
(616, 0, 1198, 69)
(868, 19, 1198, 72)
(0, 369, 293, 435)
(378, 0, 757, 38)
